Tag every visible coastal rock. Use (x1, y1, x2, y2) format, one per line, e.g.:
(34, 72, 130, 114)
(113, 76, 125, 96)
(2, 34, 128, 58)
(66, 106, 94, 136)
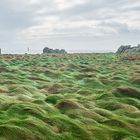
(116, 44, 140, 54)
(43, 47, 67, 54)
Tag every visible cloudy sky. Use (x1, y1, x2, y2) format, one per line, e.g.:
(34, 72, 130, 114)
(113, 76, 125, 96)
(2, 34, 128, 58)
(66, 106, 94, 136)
(0, 0, 140, 53)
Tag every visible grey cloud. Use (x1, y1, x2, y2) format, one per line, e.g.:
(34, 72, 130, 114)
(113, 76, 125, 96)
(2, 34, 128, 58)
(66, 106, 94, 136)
(0, 1, 34, 30)
(0, 0, 140, 52)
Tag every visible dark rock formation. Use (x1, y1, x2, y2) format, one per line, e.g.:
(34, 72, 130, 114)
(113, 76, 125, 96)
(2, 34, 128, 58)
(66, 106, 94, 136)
(43, 47, 67, 54)
(116, 45, 131, 54)
(116, 44, 140, 54)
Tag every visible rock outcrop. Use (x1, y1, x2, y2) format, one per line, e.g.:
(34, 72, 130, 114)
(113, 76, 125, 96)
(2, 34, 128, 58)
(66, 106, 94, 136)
(116, 44, 140, 54)
(43, 47, 67, 54)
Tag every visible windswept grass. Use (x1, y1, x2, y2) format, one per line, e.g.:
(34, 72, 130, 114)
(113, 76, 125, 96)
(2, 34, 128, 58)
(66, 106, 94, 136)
(0, 53, 140, 140)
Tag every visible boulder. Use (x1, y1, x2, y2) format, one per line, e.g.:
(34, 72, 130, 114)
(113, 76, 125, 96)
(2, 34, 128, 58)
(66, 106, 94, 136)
(43, 47, 67, 54)
(116, 45, 131, 54)
(116, 44, 140, 54)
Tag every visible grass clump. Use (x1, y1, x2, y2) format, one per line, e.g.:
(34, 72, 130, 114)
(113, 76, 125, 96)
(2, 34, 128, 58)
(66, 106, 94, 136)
(45, 95, 62, 104)
(115, 87, 140, 99)
(56, 100, 81, 110)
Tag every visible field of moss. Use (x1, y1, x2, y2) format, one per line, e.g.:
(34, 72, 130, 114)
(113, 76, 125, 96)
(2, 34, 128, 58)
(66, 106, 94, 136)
(0, 53, 140, 140)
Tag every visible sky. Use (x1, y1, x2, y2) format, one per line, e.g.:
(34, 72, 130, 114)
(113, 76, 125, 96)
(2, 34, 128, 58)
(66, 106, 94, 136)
(0, 0, 140, 53)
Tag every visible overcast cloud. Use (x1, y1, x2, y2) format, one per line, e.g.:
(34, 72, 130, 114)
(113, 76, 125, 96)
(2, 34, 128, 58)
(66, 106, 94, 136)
(0, 0, 140, 53)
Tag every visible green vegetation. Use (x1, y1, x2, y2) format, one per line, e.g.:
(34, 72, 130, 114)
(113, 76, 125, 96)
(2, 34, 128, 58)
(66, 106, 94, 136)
(0, 53, 140, 140)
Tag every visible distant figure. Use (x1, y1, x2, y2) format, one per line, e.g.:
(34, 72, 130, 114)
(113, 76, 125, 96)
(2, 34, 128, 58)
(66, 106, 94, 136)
(0, 48, 1, 55)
